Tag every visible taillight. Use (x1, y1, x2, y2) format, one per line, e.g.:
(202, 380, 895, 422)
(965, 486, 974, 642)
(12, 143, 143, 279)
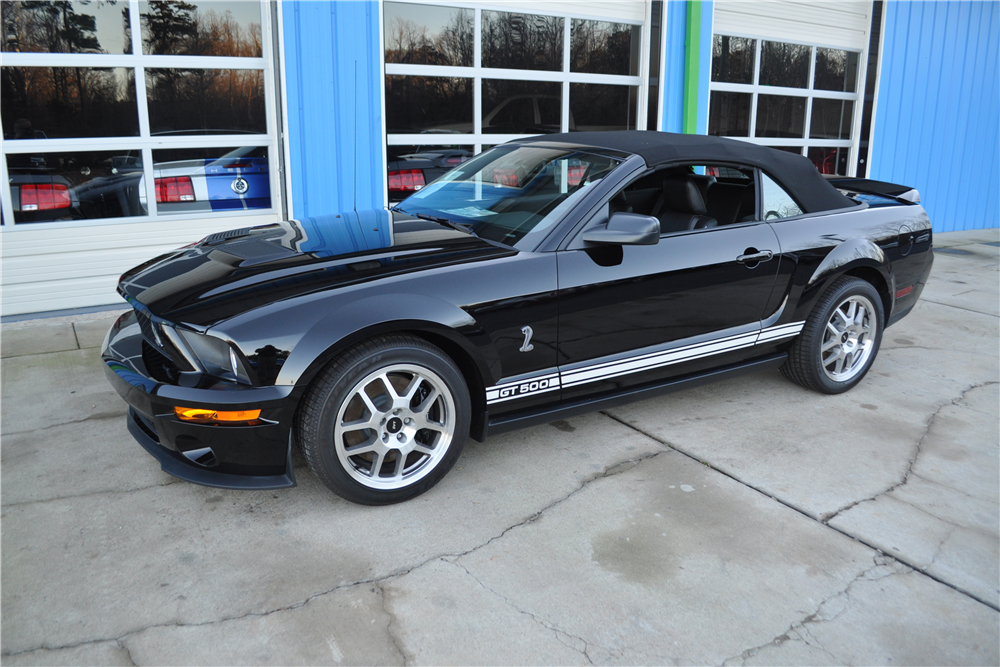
(493, 168, 519, 187)
(445, 156, 468, 166)
(20, 183, 71, 211)
(567, 165, 587, 186)
(155, 176, 196, 203)
(225, 162, 251, 169)
(388, 169, 425, 192)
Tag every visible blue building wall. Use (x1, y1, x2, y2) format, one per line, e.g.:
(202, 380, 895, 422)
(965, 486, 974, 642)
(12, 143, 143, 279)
(871, 1, 999, 232)
(282, 1, 385, 218)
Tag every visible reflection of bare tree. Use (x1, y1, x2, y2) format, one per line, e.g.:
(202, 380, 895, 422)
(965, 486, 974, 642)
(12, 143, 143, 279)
(482, 11, 562, 71)
(141, 1, 261, 56)
(384, 9, 472, 67)
(1, 1, 118, 53)
(712, 35, 755, 84)
(143, 7, 264, 133)
(760, 41, 810, 87)
(1, 64, 136, 137)
(570, 20, 634, 76)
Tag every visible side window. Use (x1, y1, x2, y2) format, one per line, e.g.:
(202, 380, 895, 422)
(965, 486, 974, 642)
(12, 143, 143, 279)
(760, 172, 804, 219)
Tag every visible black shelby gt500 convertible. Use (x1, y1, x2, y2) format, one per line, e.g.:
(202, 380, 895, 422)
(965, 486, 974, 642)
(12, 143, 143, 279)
(103, 132, 933, 504)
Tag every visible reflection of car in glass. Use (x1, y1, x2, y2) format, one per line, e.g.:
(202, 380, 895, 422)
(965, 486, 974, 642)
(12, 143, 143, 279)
(139, 146, 271, 214)
(102, 131, 933, 507)
(386, 147, 473, 202)
(8, 174, 79, 220)
(8, 161, 143, 223)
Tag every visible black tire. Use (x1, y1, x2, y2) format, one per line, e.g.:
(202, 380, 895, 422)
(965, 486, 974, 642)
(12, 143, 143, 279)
(781, 276, 884, 394)
(296, 334, 470, 505)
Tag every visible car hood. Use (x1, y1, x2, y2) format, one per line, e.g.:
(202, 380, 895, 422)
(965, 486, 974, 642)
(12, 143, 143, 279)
(119, 209, 515, 327)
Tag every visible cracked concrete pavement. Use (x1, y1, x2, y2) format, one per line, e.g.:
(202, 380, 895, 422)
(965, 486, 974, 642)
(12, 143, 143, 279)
(2, 229, 998, 665)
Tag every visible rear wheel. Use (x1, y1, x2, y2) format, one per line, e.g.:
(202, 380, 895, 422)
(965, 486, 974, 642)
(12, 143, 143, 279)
(297, 334, 470, 505)
(781, 276, 884, 394)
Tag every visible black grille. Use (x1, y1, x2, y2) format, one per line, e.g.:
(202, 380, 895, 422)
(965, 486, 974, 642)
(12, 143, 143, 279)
(133, 410, 160, 443)
(142, 340, 182, 384)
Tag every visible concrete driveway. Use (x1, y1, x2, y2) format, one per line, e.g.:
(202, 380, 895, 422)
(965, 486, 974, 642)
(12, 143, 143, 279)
(2, 229, 998, 666)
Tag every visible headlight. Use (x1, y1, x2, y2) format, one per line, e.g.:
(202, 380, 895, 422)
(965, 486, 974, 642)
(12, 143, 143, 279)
(176, 329, 253, 385)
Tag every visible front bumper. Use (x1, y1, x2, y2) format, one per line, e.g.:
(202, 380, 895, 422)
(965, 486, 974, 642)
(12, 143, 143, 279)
(103, 310, 298, 490)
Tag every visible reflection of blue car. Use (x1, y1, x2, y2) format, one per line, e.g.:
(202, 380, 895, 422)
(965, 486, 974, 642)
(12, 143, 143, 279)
(140, 147, 271, 214)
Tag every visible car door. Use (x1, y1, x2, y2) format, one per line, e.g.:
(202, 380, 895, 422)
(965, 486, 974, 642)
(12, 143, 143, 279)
(556, 178, 781, 402)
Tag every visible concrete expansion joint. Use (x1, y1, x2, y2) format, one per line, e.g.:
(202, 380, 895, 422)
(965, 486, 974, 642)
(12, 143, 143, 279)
(2, 411, 125, 438)
(372, 580, 409, 666)
(919, 298, 1000, 318)
(1, 479, 183, 511)
(447, 560, 597, 665)
(820, 380, 999, 525)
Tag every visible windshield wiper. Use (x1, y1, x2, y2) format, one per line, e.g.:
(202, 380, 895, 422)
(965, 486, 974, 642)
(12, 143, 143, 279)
(412, 212, 478, 238)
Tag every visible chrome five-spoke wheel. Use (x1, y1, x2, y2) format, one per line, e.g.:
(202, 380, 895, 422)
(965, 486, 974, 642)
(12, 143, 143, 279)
(297, 334, 470, 505)
(821, 295, 876, 382)
(335, 364, 456, 490)
(781, 276, 884, 394)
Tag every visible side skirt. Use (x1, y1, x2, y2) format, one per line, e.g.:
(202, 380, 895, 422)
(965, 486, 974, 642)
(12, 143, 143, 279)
(484, 353, 787, 438)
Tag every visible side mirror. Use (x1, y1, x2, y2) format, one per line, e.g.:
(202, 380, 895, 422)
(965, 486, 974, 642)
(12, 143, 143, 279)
(582, 212, 660, 246)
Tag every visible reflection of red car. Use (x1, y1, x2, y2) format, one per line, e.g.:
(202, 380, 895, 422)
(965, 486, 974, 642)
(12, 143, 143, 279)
(387, 148, 472, 202)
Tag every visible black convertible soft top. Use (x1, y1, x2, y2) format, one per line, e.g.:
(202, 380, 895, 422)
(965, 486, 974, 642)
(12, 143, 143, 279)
(515, 131, 857, 214)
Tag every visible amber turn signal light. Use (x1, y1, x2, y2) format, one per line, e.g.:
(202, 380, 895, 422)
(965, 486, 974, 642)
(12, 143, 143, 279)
(174, 407, 261, 424)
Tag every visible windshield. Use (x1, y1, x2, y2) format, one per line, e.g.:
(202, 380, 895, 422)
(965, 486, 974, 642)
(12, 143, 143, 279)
(395, 145, 622, 249)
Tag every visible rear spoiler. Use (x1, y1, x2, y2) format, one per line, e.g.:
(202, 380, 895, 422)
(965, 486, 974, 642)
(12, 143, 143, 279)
(825, 176, 921, 205)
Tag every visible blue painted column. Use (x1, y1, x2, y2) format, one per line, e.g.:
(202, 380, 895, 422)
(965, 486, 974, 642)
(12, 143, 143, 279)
(282, 1, 385, 218)
(870, 1, 998, 232)
(663, 1, 713, 135)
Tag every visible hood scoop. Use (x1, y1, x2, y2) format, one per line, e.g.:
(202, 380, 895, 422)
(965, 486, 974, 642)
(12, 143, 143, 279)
(204, 228, 252, 245)
(210, 239, 299, 267)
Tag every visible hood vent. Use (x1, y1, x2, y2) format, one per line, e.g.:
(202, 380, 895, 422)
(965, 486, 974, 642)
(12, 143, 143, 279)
(205, 228, 252, 245)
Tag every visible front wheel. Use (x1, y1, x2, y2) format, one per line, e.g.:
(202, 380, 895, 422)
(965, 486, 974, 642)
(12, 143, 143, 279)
(781, 276, 884, 394)
(297, 334, 470, 505)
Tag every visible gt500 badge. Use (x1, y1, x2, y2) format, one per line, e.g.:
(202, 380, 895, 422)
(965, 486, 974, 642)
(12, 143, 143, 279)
(486, 375, 560, 404)
(231, 177, 249, 195)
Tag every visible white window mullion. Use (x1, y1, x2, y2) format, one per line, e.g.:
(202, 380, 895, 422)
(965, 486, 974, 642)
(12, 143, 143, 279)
(474, 8, 483, 139)
(260, 4, 283, 219)
(801, 46, 816, 156)
(748, 39, 762, 138)
(637, 0, 651, 131)
(0, 147, 15, 226)
(129, 0, 157, 218)
(562, 15, 571, 132)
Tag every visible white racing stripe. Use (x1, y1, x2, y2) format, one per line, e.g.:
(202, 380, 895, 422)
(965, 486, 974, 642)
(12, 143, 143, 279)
(485, 321, 805, 405)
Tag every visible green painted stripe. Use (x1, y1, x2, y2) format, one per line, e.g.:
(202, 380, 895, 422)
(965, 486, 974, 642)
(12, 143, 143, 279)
(683, 1, 701, 134)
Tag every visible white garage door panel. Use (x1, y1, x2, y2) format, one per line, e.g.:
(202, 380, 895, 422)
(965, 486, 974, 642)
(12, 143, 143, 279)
(2, 245, 191, 284)
(714, 1, 871, 50)
(2, 275, 127, 314)
(1, 214, 278, 316)
(1, 215, 276, 258)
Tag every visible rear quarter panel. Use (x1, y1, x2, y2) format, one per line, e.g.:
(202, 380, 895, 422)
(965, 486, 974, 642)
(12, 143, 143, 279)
(766, 203, 933, 327)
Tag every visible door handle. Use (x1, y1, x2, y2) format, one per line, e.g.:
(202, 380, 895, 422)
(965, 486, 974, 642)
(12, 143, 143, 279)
(737, 249, 773, 266)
